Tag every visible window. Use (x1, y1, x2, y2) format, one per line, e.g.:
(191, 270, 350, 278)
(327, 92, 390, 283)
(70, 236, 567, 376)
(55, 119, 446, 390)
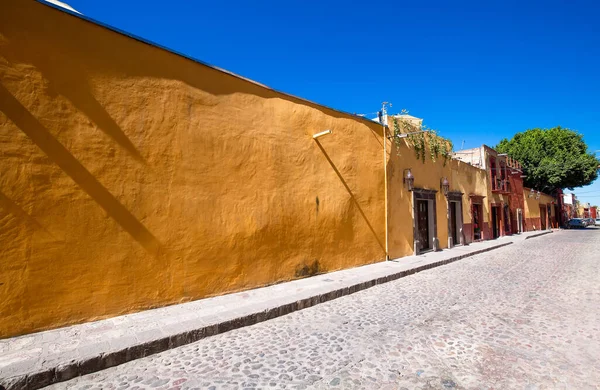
(490, 157, 498, 191)
(500, 162, 507, 192)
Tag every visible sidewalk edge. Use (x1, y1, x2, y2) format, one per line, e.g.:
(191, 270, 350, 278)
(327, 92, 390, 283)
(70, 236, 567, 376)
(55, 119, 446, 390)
(4, 242, 513, 390)
(524, 230, 553, 240)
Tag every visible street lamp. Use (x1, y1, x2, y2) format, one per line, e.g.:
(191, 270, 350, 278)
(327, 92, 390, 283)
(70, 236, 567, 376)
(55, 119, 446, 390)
(440, 177, 450, 196)
(403, 169, 415, 191)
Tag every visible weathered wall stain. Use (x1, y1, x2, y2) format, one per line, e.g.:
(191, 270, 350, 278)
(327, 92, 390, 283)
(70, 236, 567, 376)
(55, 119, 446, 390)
(295, 260, 321, 278)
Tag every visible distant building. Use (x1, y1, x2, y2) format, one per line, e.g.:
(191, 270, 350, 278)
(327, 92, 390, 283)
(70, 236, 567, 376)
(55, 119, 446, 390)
(591, 206, 598, 219)
(579, 202, 591, 219)
(454, 145, 557, 234)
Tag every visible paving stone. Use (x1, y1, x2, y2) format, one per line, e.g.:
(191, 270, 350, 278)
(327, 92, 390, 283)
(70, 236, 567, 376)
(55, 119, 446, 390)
(36, 229, 600, 389)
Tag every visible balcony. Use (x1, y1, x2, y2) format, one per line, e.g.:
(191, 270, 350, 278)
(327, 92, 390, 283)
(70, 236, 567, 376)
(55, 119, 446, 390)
(491, 178, 511, 194)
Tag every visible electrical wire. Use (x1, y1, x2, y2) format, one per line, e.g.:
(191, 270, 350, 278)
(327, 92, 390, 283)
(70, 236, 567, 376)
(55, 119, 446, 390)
(565, 190, 600, 195)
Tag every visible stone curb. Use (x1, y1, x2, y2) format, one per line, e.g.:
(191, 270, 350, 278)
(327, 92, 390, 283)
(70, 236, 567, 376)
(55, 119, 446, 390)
(2, 242, 513, 390)
(524, 230, 553, 240)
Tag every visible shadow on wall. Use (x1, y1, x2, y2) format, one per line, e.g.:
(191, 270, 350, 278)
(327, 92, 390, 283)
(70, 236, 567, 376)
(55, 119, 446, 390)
(0, 84, 160, 255)
(1, 12, 145, 163)
(314, 139, 385, 254)
(386, 141, 414, 256)
(0, 1, 385, 258)
(0, 190, 57, 239)
(0, 1, 382, 139)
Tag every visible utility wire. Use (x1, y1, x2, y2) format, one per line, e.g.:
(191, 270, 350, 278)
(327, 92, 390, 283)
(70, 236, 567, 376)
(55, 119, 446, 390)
(566, 190, 600, 195)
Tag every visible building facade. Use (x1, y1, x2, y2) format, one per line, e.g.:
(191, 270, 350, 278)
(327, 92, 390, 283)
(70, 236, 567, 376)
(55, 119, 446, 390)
(454, 145, 559, 234)
(454, 145, 519, 239)
(523, 187, 556, 230)
(562, 192, 578, 222)
(0, 1, 491, 337)
(0, 1, 563, 339)
(1, 1, 392, 337)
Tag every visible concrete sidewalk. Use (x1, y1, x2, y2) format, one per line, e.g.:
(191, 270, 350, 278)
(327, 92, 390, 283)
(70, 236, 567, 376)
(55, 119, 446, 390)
(0, 230, 554, 389)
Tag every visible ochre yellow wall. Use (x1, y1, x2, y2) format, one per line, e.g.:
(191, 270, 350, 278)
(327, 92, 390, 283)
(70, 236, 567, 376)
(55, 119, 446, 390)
(449, 159, 489, 226)
(523, 188, 554, 230)
(523, 188, 553, 218)
(387, 139, 447, 258)
(540, 194, 554, 217)
(0, 2, 387, 337)
(525, 196, 540, 220)
(386, 137, 488, 258)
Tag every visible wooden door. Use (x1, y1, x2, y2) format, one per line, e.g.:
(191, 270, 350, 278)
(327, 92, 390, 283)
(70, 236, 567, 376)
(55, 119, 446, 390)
(540, 207, 547, 229)
(472, 203, 482, 241)
(417, 200, 430, 250)
(450, 202, 458, 245)
(491, 207, 499, 238)
(504, 205, 511, 234)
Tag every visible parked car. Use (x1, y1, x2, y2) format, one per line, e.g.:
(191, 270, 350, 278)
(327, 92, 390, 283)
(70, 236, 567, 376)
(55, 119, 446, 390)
(567, 218, 587, 228)
(585, 218, 595, 226)
(595, 218, 600, 226)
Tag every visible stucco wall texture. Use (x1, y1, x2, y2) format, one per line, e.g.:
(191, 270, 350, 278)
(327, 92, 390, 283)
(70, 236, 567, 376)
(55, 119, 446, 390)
(0, 1, 495, 338)
(386, 140, 488, 258)
(523, 189, 555, 230)
(451, 159, 490, 243)
(0, 2, 393, 337)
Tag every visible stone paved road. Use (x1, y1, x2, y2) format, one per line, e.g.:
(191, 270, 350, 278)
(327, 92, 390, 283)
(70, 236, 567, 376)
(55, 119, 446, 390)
(47, 229, 600, 390)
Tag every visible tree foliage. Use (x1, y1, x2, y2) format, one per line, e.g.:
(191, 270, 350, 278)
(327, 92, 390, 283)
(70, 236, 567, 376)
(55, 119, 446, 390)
(496, 127, 599, 191)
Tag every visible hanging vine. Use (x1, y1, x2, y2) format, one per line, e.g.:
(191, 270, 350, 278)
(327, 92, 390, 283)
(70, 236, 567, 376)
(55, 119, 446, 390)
(391, 109, 454, 166)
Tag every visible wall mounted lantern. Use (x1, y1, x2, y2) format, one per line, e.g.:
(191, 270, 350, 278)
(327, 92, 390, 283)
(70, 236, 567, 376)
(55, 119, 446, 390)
(441, 177, 450, 196)
(403, 168, 414, 191)
(536, 190, 541, 200)
(528, 188, 535, 198)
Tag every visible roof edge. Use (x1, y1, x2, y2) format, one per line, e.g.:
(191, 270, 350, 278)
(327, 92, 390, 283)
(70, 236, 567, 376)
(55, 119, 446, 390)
(35, 0, 382, 129)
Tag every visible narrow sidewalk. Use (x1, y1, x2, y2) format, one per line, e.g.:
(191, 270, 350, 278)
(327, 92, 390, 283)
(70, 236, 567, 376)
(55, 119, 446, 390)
(0, 230, 554, 389)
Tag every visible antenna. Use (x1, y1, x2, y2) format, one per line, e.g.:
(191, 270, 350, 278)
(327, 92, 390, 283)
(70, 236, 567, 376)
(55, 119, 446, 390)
(461, 140, 465, 150)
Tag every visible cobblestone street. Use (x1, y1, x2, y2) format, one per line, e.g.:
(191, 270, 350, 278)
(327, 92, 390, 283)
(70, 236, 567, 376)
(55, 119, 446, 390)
(48, 229, 600, 390)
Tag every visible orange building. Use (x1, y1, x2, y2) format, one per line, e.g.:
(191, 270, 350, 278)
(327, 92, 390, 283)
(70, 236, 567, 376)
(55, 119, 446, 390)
(523, 188, 556, 230)
(0, 1, 489, 337)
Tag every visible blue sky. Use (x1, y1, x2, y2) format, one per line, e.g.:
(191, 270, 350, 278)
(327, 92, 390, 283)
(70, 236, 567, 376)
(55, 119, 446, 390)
(62, 0, 600, 204)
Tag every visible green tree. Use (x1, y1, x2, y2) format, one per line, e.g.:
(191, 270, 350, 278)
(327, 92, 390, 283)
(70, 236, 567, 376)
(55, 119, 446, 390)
(496, 127, 599, 191)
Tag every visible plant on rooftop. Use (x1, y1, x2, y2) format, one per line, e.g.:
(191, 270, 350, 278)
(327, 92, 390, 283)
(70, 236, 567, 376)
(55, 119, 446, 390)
(392, 110, 454, 166)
